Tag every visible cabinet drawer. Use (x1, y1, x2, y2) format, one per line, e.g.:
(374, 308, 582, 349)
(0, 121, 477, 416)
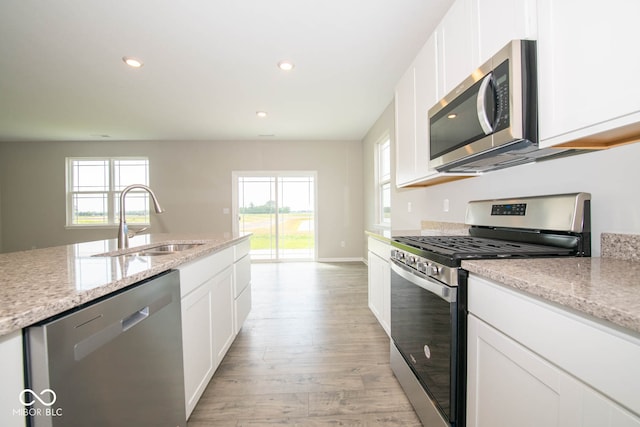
(234, 254, 251, 298)
(234, 238, 251, 261)
(179, 247, 234, 296)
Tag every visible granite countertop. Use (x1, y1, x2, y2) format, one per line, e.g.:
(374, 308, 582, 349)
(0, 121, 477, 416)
(462, 257, 640, 335)
(365, 229, 392, 242)
(0, 233, 250, 337)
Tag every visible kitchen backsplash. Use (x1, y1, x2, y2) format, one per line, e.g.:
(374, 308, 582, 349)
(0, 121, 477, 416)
(420, 221, 469, 236)
(601, 233, 640, 261)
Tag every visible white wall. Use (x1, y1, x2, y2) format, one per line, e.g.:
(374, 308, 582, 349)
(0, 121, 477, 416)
(0, 139, 363, 260)
(392, 142, 640, 256)
(362, 102, 394, 255)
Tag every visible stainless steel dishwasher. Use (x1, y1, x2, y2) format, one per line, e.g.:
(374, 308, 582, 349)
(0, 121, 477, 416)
(25, 270, 186, 427)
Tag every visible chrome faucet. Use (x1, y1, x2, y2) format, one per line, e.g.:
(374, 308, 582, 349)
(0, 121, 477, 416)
(117, 184, 164, 249)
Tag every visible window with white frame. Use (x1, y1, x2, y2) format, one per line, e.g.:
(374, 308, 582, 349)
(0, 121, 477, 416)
(66, 157, 150, 226)
(376, 138, 391, 225)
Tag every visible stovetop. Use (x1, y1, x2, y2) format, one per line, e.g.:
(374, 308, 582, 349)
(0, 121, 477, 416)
(392, 235, 575, 267)
(390, 193, 591, 283)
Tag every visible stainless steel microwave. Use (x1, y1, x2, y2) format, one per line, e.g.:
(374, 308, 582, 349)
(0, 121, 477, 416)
(428, 40, 539, 172)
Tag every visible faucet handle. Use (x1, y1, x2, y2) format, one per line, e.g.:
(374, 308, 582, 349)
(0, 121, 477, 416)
(127, 226, 149, 238)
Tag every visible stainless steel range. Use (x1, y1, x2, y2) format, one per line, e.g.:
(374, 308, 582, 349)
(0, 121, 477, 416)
(389, 193, 591, 427)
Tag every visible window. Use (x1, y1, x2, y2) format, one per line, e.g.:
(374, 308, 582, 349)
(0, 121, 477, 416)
(376, 138, 391, 225)
(66, 157, 150, 226)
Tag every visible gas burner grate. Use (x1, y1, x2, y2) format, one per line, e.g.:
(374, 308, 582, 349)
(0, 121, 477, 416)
(395, 235, 574, 259)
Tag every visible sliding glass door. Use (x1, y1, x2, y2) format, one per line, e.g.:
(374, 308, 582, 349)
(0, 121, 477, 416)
(233, 172, 316, 261)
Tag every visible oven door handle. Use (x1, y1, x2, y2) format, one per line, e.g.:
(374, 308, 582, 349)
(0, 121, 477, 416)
(391, 260, 456, 303)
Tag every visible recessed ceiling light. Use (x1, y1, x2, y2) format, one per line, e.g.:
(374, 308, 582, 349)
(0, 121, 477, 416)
(277, 60, 295, 71)
(447, 113, 457, 119)
(256, 111, 268, 118)
(122, 56, 144, 68)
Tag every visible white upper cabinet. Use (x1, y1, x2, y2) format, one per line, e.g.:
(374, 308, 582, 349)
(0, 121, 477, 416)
(437, 0, 474, 95)
(414, 34, 439, 177)
(395, 64, 417, 186)
(472, 0, 537, 66)
(395, 33, 440, 187)
(537, 0, 640, 148)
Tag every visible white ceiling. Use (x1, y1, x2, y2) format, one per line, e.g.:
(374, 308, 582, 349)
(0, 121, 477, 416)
(0, 0, 453, 142)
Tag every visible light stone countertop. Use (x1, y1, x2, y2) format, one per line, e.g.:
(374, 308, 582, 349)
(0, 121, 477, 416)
(0, 233, 251, 337)
(462, 257, 640, 335)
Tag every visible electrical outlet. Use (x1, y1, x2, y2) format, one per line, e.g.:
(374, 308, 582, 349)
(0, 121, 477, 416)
(340, 241, 346, 248)
(407, 202, 412, 213)
(443, 199, 450, 212)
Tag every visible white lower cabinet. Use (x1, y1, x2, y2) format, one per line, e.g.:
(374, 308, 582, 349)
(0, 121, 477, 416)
(467, 274, 640, 426)
(179, 240, 251, 419)
(367, 236, 390, 335)
(0, 331, 26, 427)
(181, 278, 215, 416)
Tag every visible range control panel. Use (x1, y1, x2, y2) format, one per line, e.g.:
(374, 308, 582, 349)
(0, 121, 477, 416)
(491, 203, 526, 216)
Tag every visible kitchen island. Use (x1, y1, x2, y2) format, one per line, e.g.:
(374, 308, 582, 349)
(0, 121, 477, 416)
(0, 233, 250, 336)
(0, 232, 251, 427)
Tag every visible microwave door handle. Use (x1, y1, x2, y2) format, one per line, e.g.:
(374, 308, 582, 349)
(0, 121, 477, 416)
(476, 73, 494, 135)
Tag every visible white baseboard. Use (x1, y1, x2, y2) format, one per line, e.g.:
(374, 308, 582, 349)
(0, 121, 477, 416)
(317, 257, 366, 263)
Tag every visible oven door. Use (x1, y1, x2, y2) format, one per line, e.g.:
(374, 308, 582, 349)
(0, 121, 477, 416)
(390, 260, 461, 426)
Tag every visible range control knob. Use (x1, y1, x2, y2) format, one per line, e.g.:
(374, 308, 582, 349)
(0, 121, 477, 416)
(416, 261, 427, 273)
(425, 264, 440, 276)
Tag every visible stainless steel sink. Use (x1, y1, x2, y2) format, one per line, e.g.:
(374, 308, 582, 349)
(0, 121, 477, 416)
(147, 243, 203, 252)
(93, 242, 205, 257)
(132, 243, 204, 256)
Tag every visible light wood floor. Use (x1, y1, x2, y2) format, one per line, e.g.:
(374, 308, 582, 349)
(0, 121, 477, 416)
(187, 261, 421, 426)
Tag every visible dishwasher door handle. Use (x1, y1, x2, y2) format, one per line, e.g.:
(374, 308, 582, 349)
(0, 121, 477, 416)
(122, 306, 149, 332)
(74, 291, 173, 361)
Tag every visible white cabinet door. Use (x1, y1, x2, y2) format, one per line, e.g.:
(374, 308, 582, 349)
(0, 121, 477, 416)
(414, 33, 439, 178)
(467, 314, 565, 427)
(468, 314, 640, 427)
(472, 0, 537, 66)
(181, 280, 214, 417)
(537, 0, 640, 147)
(395, 64, 417, 187)
(367, 251, 383, 320)
(367, 237, 390, 335)
(0, 331, 25, 427)
(212, 266, 235, 368)
(437, 0, 474, 95)
(380, 257, 390, 335)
